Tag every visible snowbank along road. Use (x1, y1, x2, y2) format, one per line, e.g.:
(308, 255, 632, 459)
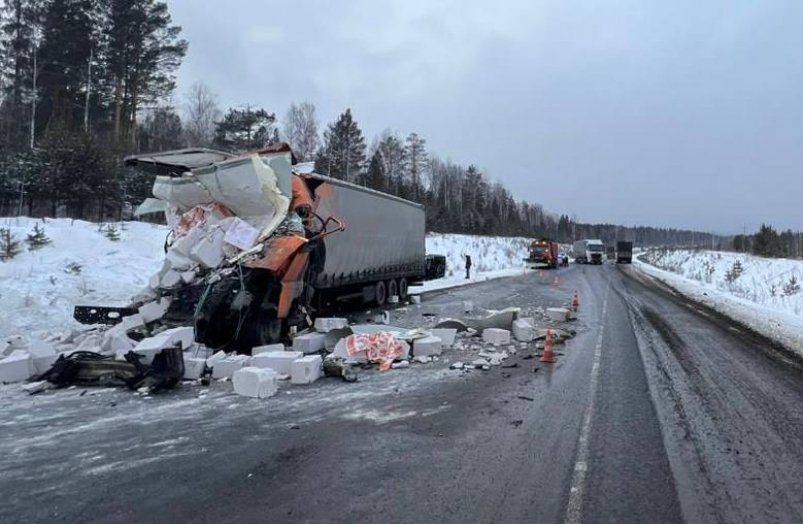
(2, 262, 803, 523)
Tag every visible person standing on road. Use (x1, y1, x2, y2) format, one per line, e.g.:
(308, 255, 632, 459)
(465, 254, 472, 279)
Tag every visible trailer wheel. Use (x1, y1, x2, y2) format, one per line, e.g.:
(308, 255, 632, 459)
(387, 279, 398, 301)
(398, 277, 408, 299)
(375, 280, 387, 306)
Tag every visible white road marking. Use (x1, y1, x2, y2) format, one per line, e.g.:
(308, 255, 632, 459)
(564, 284, 610, 524)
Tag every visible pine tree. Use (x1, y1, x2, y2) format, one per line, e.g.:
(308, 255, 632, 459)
(403, 132, 428, 202)
(140, 106, 183, 152)
(365, 150, 387, 192)
(106, 0, 187, 147)
(315, 108, 365, 181)
(213, 106, 276, 151)
(0, 228, 22, 260)
(375, 132, 404, 195)
(25, 222, 51, 250)
(103, 223, 120, 241)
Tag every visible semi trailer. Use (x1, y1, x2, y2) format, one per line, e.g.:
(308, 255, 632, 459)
(616, 241, 633, 263)
(75, 145, 438, 352)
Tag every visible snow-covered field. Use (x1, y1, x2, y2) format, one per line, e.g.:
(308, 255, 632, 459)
(636, 248, 803, 358)
(0, 218, 528, 340)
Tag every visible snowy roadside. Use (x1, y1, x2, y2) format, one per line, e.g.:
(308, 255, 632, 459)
(634, 253, 803, 360)
(0, 218, 529, 341)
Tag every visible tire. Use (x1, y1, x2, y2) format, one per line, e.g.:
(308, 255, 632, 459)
(375, 280, 387, 306)
(398, 277, 409, 299)
(387, 279, 398, 301)
(238, 309, 284, 350)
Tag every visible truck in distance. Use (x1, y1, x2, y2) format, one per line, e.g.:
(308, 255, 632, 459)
(573, 239, 604, 264)
(525, 239, 560, 269)
(616, 241, 633, 263)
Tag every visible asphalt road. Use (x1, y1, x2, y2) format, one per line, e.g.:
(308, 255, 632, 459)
(2, 263, 803, 523)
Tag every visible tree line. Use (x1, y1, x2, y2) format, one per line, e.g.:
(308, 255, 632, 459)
(1, 0, 727, 248)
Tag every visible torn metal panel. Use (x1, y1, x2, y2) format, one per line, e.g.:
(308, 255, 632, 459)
(125, 148, 234, 175)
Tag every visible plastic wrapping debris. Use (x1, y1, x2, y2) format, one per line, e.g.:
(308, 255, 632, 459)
(343, 332, 406, 371)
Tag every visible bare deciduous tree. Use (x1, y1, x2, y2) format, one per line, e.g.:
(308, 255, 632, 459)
(282, 102, 320, 162)
(183, 82, 221, 147)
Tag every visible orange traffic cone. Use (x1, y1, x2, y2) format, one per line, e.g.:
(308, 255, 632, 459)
(571, 290, 579, 312)
(540, 329, 556, 363)
(552, 275, 560, 288)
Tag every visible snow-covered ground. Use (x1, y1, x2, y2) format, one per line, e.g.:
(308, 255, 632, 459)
(636, 248, 803, 358)
(0, 218, 528, 340)
(413, 233, 530, 293)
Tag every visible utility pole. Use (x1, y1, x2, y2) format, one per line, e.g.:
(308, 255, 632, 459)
(84, 47, 92, 132)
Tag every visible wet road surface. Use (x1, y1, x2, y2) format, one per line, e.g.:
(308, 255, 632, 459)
(1, 263, 802, 523)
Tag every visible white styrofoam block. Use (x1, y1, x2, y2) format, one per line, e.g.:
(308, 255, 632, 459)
(25, 341, 56, 359)
(206, 350, 228, 366)
(331, 338, 367, 363)
(430, 328, 457, 348)
(166, 249, 193, 271)
(183, 357, 207, 380)
(100, 332, 136, 354)
(158, 326, 195, 350)
(410, 295, 421, 304)
(211, 355, 249, 379)
(388, 295, 399, 304)
(251, 343, 285, 355)
(313, 317, 348, 333)
(32, 354, 58, 375)
(413, 335, 442, 357)
(512, 319, 536, 342)
(398, 340, 410, 360)
(232, 367, 279, 398)
(105, 313, 146, 339)
(160, 269, 182, 288)
(482, 328, 511, 346)
(546, 307, 570, 322)
(138, 299, 171, 324)
(76, 334, 102, 352)
(291, 355, 322, 385)
(189, 228, 226, 269)
(4, 334, 28, 354)
(249, 351, 303, 375)
(0, 350, 33, 383)
(292, 332, 326, 354)
(223, 217, 260, 251)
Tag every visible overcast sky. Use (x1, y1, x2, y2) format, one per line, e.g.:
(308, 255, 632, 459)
(168, 1, 803, 234)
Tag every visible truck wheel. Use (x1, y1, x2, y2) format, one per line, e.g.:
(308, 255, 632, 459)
(387, 279, 398, 301)
(375, 280, 387, 306)
(238, 310, 284, 349)
(398, 277, 408, 299)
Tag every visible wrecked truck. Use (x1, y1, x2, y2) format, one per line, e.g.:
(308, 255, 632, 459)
(75, 145, 430, 353)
